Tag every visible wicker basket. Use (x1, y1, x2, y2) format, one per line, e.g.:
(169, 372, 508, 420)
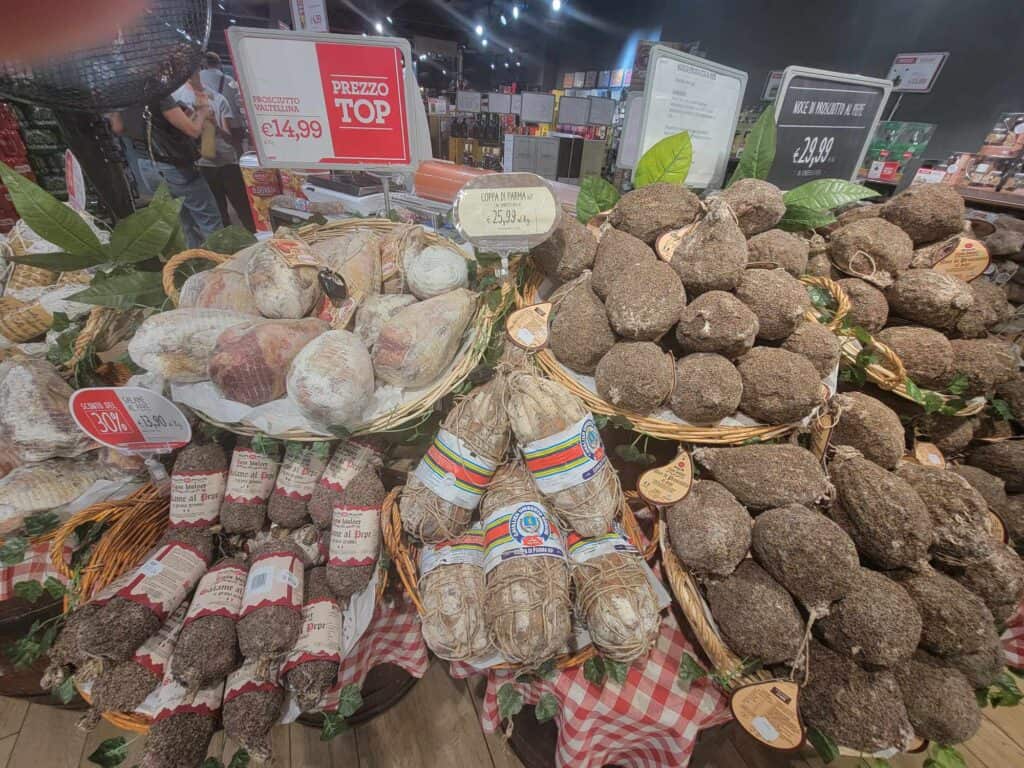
(517, 270, 850, 444)
(380, 485, 654, 671)
(163, 222, 514, 440)
(0, 295, 52, 341)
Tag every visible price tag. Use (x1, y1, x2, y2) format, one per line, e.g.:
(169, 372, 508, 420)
(269, 237, 323, 269)
(453, 173, 561, 253)
(506, 303, 552, 350)
(637, 452, 693, 506)
(655, 221, 697, 262)
(70, 387, 191, 453)
(65, 150, 85, 212)
(730, 680, 805, 751)
(913, 440, 945, 469)
(988, 509, 1008, 544)
(933, 238, 990, 283)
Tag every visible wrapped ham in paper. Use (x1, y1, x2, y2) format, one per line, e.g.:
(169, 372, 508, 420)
(128, 309, 253, 383)
(178, 262, 261, 315)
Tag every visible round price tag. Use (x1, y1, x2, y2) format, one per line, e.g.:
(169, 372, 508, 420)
(505, 303, 552, 350)
(730, 680, 805, 751)
(453, 172, 561, 253)
(913, 440, 945, 469)
(655, 221, 697, 262)
(933, 238, 990, 282)
(70, 387, 191, 453)
(637, 452, 693, 506)
(988, 509, 1008, 544)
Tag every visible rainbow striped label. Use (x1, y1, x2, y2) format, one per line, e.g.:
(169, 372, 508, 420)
(419, 524, 485, 577)
(413, 429, 498, 509)
(566, 526, 637, 565)
(521, 414, 606, 494)
(483, 502, 566, 575)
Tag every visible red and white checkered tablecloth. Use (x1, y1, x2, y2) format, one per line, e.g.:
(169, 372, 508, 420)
(1001, 599, 1024, 670)
(0, 541, 68, 602)
(450, 610, 731, 768)
(320, 592, 429, 711)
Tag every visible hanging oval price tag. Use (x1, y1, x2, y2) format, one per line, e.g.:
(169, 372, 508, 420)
(637, 451, 693, 506)
(453, 172, 562, 254)
(730, 680, 805, 751)
(933, 237, 990, 283)
(506, 302, 552, 350)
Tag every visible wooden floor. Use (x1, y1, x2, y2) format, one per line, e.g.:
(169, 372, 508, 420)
(0, 659, 1022, 768)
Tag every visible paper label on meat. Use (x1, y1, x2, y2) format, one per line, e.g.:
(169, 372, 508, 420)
(91, 569, 138, 606)
(275, 442, 330, 501)
(118, 543, 207, 620)
(240, 552, 303, 616)
(151, 674, 224, 721)
(225, 658, 279, 703)
(521, 414, 607, 495)
(319, 442, 376, 493)
(132, 603, 187, 678)
(185, 563, 247, 624)
(483, 501, 565, 575)
(413, 429, 498, 510)
(170, 470, 226, 526)
(565, 527, 638, 564)
(419, 524, 485, 576)
(225, 449, 279, 504)
(328, 506, 381, 567)
(281, 598, 343, 673)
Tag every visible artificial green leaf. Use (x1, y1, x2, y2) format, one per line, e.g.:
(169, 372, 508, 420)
(149, 186, 185, 257)
(776, 203, 836, 233)
(497, 683, 524, 721)
(536, 659, 557, 681)
(729, 106, 776, 186)
(677, 653, 706, 687)
(850, 325, 874, 346)
(0, 161, 104, 258)
(634, 131, 693, 188)
(923, 392, 947, 414)
(583, 656, 606, 687)
(203, 225, 258, 255)
(226, 748, 250, 768)
(13, 580, 44, 603)
(56, 674, 77, 704)
(39, 621, 58, 655)
(534, 692, 559, 724)
(320, 711, 350, 741)
(593, 414, 610, 430)
(604, 657, 629, 685)
(783, 179, 879, 213)
(25, 510, 60, 538)
(109, 204, 175, 265)
(5, 635, 41, 669)
(990, 398, 1014, 422)
(614, 444, 656, 466)
(0, 537, 27, 566)
(946, 373, 969, 396)
(903, 378, 925, 404)
(201, 759, 224, 768)
(335, 683, 363, 718)
(987, 670, 1023, 707)
(806, 726, 839, 764)
(87, 736, 129, 767)
(43, 577, 66, 600)
(69, 269, 167, 310)
(50, 312, 71, 332)
(923, 744, 967, 768)
(576, 176, 620, 224)
(608, 415, 635, 431)
(7, 250, 107, 271)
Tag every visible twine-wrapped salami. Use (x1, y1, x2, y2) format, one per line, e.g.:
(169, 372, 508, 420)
(282, 567, 342, 711)
(221, 437, 282, 534)
(79, 530, 211, 661)
(507, 371, 621, 536)
(81, 603, 188, 729)
(326, 467, 385, 600)
(400, 378, 510, 543)
(418, 524, 491, 662)
(268, 441, 331, 529)
(169, 442, 227, 529)
(309, 438, 384, 529)
(171, 558, 248, 693)
(567, 529, 661, 663)
(140, 675, 223, 768)
(222, 658, 286, 762)
(482, 463, 571, 666)
(237, 541, 305, 675)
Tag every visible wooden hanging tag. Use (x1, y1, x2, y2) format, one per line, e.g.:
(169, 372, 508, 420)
(913, 440, 946, 469)
(637, 451, 693, 506)
(655, 221, 698, 262)
(730, 679, 805, 751)
(505, 302, 552, 350)
(988, 509, 1009, 544)
(933, 237, 990, 282)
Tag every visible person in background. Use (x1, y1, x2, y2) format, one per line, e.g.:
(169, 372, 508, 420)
(200, 51, 245, 155)
(175, 70, 255, 232)
(108, 91, 223, 247)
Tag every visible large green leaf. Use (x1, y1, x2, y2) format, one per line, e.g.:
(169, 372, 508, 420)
(149, 184, 185, 256)
(0, 161, 104, 258)
(728, 106, 776, 186)
(203, 225, 258, 255)
(576, 176, 620, 224)
(634, 131, 693, 188)
(69, 269, 167, 309)
(806, 726, 839, 764)
(109, 204, 176, 264)
(87, 737, 128, 768)
(497, 683, 524, 720)
(7, 250, 107, 271)
(534, 692, 559, 724)
(782, 178, 879, 212)
(776, 203, 836, 233)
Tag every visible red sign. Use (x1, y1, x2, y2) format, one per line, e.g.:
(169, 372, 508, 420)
(70, 387, 191, 453)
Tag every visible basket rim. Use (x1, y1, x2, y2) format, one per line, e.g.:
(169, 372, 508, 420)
(517, 269, 849, 444)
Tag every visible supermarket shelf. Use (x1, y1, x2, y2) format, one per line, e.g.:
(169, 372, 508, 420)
(956, 187, 1024, 212)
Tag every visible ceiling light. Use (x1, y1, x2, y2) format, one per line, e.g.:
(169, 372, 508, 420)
(481, 38, 488, 47)
(512, 5, 519, 19)
(552, 0, 561, 10)
(374, 21, 383, 33)
(504, 62, 509, 68)
(362, 32, 367, 36)
(386, 16, 393, 23)
(516, 61, 521, 67)
(508, 47, 514, 53)
(229, 17, 236, 23)
(442, 69, 447, 75)
(419, 54, 426, 60)
(475, 24, 483, 35)
(490, 63, 496, 70)
(500, 14, 507, 25)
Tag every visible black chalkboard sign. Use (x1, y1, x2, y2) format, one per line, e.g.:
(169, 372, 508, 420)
(767, 68, 891, 190)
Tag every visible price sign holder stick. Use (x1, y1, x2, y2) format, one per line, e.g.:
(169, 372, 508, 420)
(367, 172, 398, 219)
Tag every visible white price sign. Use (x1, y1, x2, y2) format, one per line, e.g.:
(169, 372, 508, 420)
(887, 52, 948, 93)
(454, 173, 561, 252)
(70, 387, 191, 453)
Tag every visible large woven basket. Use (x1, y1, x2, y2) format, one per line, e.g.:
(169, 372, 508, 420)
(162, 220, 514, 441)
(0, 295, 51, 341)
(518, 270, 850, 444)
(380, 485, 656, 672)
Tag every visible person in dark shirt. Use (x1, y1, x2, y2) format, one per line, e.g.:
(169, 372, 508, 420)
(108, 92, 223, 247)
